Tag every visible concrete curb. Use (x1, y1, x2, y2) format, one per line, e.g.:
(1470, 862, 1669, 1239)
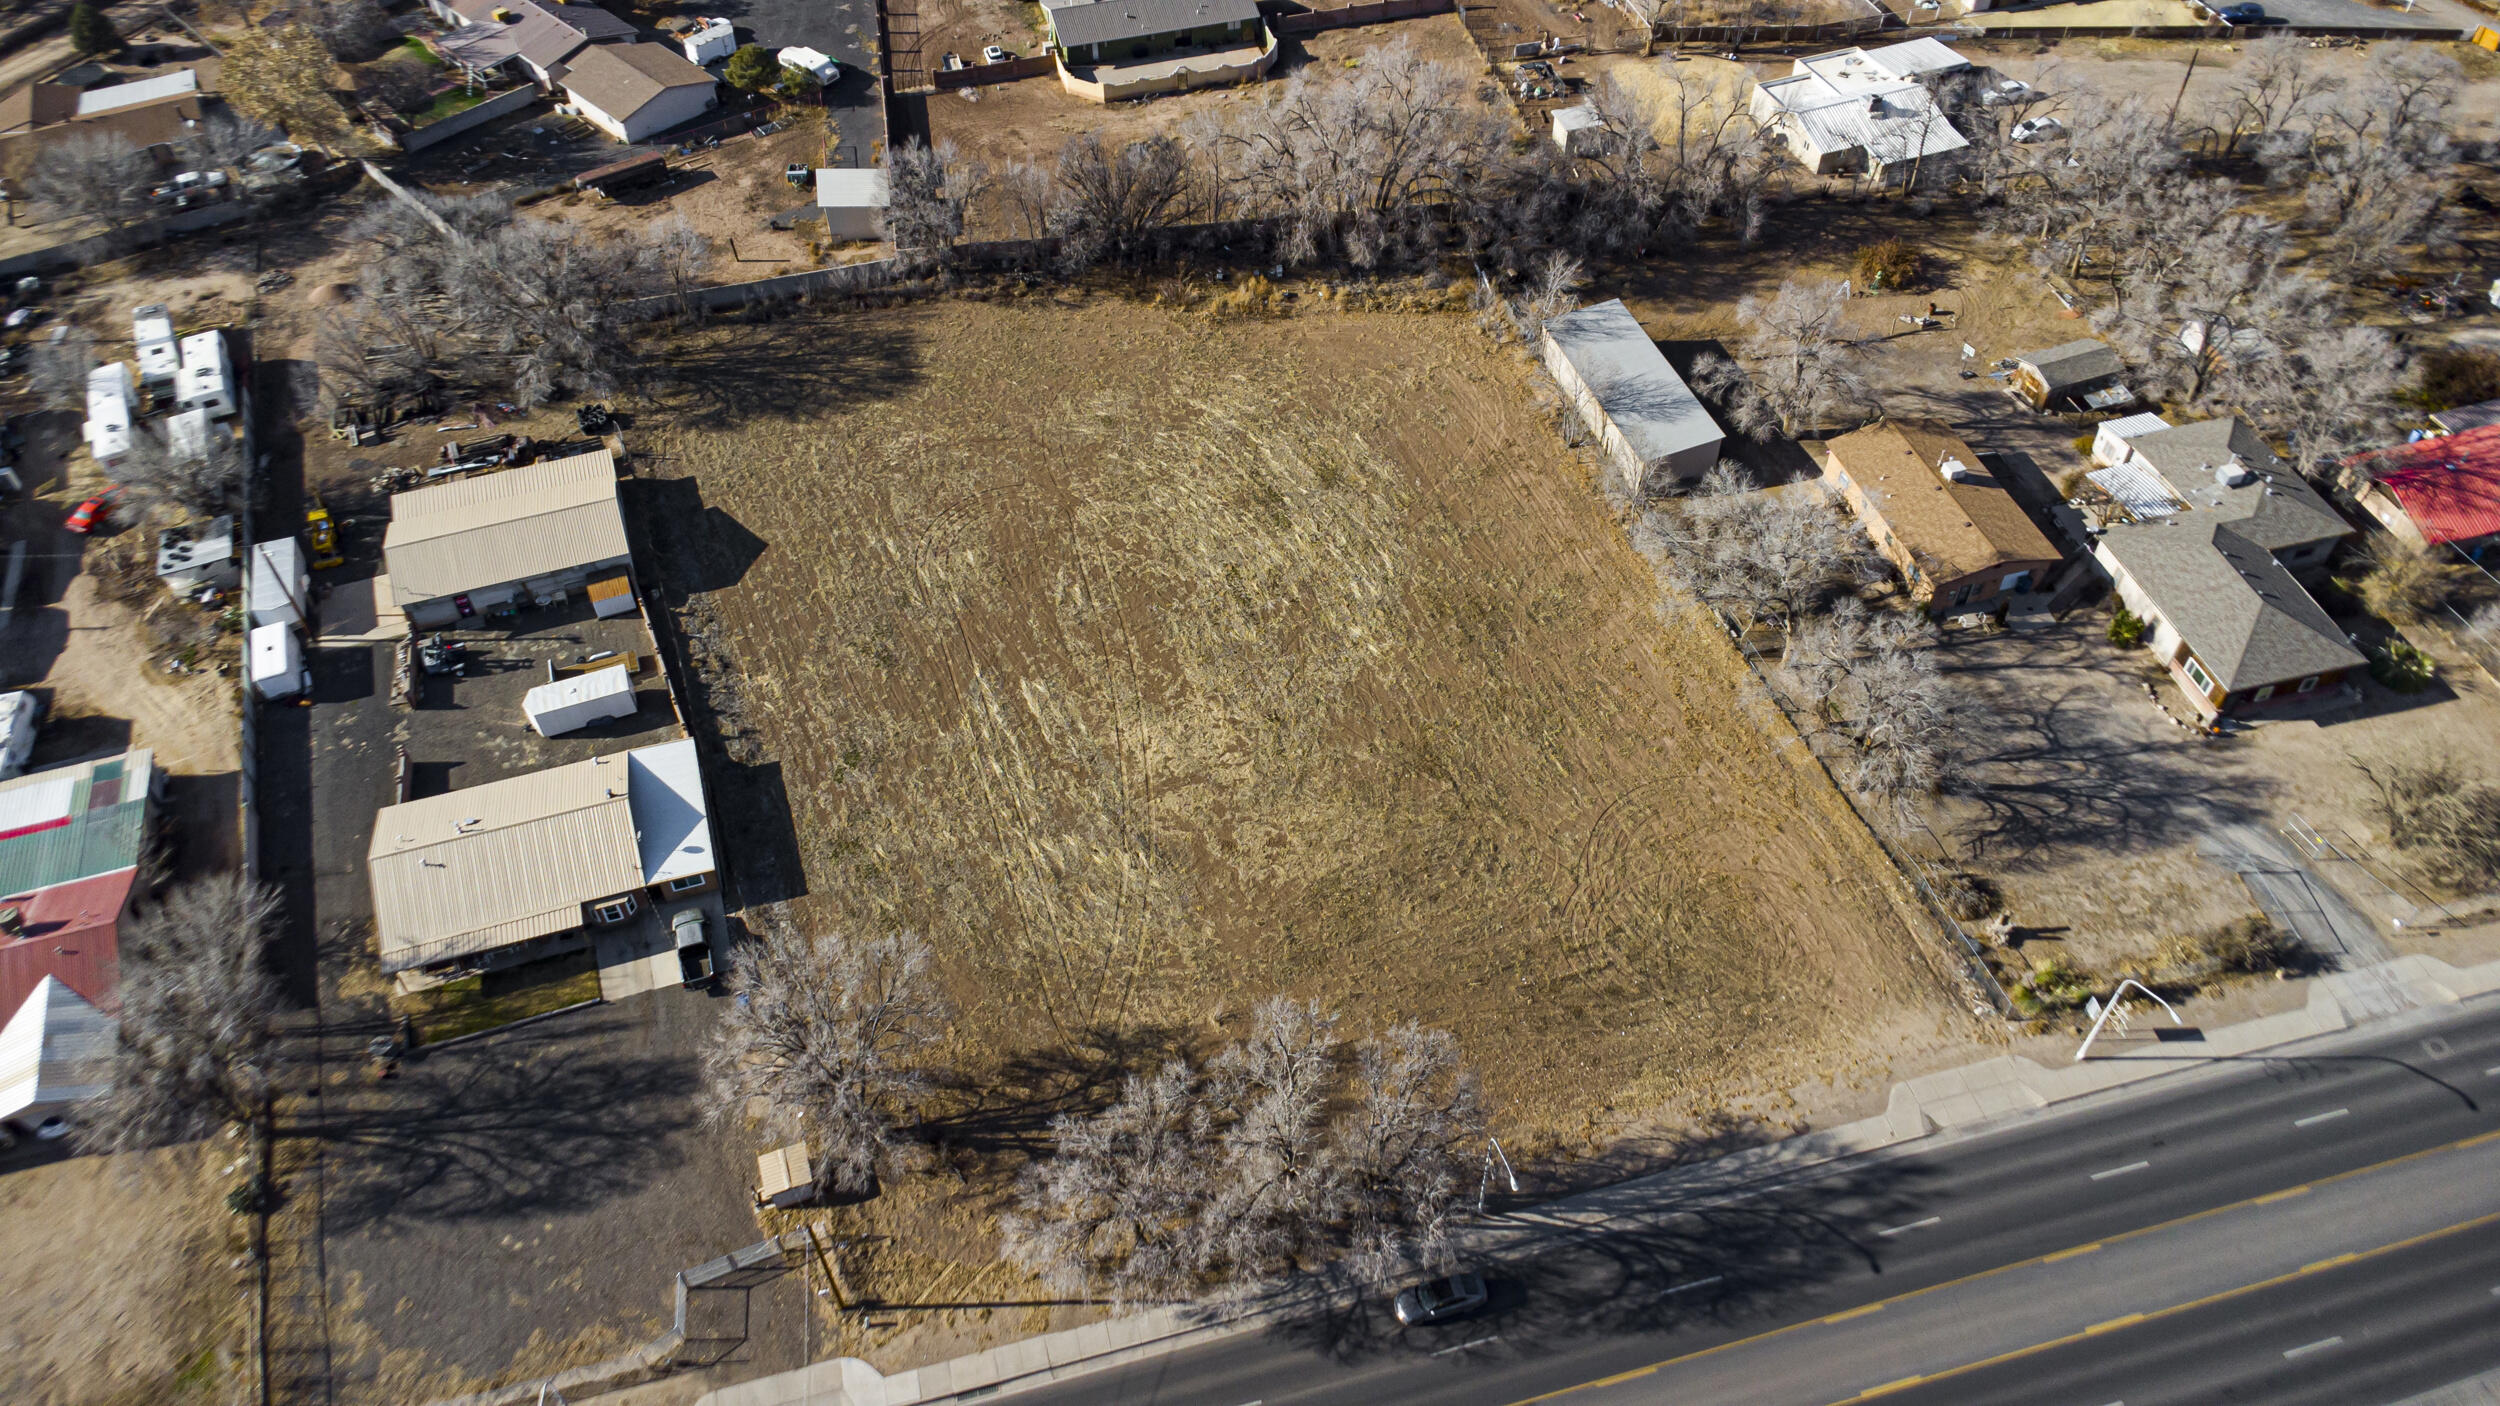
(685, 952, 2500, 1406)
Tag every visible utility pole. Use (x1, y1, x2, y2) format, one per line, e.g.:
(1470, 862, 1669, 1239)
(2163, 49, 2200, 138)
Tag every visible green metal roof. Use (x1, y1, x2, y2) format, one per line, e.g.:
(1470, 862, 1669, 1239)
(0, 798, 150, 897)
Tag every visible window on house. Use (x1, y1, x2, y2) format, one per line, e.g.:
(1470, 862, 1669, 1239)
(2297, 675, 2320, 693)
(666, 874, 708, 893)
(2252, 684, 2275, 702)
(593, 895, 638, 925)
(2182, 656, 2215, 695)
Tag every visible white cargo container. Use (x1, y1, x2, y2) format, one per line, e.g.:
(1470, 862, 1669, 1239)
(523, 666, 636, 737)
(683, 16, 736, 64)
(249, 623, 305, 700)
(248, 538, 307, 628)
(133, 303, 179, 389)
(176, 330, 234, 419)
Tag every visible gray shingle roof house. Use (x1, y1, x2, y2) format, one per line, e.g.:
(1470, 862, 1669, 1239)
(2090, 416, 2361, 717)
(1540, 300, 1724, 497)
(2011, 339, 2127, 410)
(1045, 0, 1260, 50)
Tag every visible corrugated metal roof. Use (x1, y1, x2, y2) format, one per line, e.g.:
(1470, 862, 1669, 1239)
(1046, 0, 1259, 49)
(368, 753, 646, 973)
(383, 451, 630, 608)
(0, 751, 156, 897)
(2087, 462, 2183, 521)
(627, 739, 712, 885)
(2363, 423, 2500, 546)
(1543, 299, 1723, 466)
(0, 976, 114, 1122)
(0, 867, 135, 1021)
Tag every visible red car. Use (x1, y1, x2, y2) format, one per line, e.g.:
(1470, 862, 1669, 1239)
(64, 485, 120, 534)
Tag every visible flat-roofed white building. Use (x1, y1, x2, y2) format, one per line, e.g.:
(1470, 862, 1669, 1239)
(1540, 299, 1724, 496)
(815, 167, 889, 241)
(1749, 39, 1973, 182)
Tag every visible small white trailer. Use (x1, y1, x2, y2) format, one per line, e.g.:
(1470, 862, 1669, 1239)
(249, 623, 305, 701)
(523, 666, 635, 737)
(249, 538, 307, 629)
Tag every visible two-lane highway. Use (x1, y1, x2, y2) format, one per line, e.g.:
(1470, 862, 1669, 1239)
(1004, 1000, 2500, 1406)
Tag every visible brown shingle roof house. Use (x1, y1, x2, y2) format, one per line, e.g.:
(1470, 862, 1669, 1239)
(559, 42, 717, 144)
(1822, 420, 2064, 618)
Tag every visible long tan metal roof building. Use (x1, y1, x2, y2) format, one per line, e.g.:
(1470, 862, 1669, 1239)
(383, 450, 631, 615)
(368, 752, 647, 974)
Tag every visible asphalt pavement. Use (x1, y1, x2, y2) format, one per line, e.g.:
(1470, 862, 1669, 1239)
(1001, 999, 2500, 1406)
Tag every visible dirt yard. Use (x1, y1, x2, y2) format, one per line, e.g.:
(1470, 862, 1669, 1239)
(645, 291, 1971, 1139)
(0, 1143, 242, 1406)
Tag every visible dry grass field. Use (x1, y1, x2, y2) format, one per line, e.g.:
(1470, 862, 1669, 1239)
(645, 294, 1968, 1150)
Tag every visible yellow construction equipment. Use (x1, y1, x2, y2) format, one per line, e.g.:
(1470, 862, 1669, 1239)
(305, 492, 343, 570)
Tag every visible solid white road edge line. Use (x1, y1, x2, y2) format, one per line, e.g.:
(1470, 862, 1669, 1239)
(2282, 1336, 2345, 1359)
(1876, 1217, 1944, 1238)
(2293, 1109, 2351, 1128)
(2090, 1161, 2152, 1181)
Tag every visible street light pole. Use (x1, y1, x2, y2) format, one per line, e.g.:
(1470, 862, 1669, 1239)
(2074, 979, 2182, 1062)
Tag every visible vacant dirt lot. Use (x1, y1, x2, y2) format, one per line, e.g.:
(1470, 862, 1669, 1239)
(644, 295, 1965, 1136)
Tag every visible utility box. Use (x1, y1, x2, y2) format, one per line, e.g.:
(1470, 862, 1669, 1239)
(523, 666, 636, 737)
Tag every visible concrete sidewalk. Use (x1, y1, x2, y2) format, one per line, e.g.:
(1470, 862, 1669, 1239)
(682, 951, 2500, 1406)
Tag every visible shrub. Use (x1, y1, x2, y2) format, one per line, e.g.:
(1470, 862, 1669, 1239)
(725, 44, 780, 91)
(2013, 954, 2094, 1016)
(1935, 870, 2001, 923)
(2354, 539, 2464, 624)
(1852, 238, 1919, 292)
(2152, 915, 2303, 982)
(2407, 346, 2500, 412)
(2108, 607, 2147, 648)
(2357, 756, 2500, 894)
(2370, 639, 2435, 692)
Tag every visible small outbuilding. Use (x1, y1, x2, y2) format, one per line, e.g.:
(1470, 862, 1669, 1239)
(1551, 103, 1605, 155)
(2090, 411, 2170, 467)
(814, 167, 890, 241)
(1539, 299, 1724, 496)
(2009, 339, 2129, 412)
(681, 15, 736, 64)
(523, 665, 637, 736)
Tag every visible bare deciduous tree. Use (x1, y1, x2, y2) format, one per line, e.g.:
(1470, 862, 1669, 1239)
(2239, 323, 2402, 484)
(1004, 1059, 1212, 1303)
(1639, 462, 1877, 642)
(312, 0, 398, 61)
(2091, 214, 2334, 407)
(26, 327, 98, 411)
(220, 20, 352, 147)
(355, 55, 436, 116)
(116, 423, 247, 518)
(1050, 132, 1192, 270)
(82, 875, 286, 1156)
(341, 194, 710, 406)
(1779, 601, 1964, 828)
(16, 131, 153, 232)
(1509, 250, 1585, 343)
(885, 137, 987, 261)
(2204, 34, 2335, 158)
(185, 110, 283, 172)
(1732, 278, 1872, 437)
(994, 158, 1057, 241)
(703, 930, 952, 1195)
(2354, 755, 2500, 894)
(1005, 1003, 1487, 1300)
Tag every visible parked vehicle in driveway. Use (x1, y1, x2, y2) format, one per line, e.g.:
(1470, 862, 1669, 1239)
(2217, 2, 2263, 21)
(2010, 116, 2065, 143)
(1393, 1271, 1489, 1326)
(982, 44, 1010, 63)
(674, 907, 715, 987)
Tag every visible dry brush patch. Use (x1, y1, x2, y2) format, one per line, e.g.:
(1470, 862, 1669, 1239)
(648, 299, 1957, 1145)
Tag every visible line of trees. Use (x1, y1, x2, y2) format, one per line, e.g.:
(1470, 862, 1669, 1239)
(704, 932, 1489, 1299)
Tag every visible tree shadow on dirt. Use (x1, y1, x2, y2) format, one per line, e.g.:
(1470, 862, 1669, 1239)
(1251, 1145, 1939, 1366)
(291, 1007, 684, 1232)
(919, 1023, 1198, 1174)
(1933, 624, 2275, 863)
(654, 307, 925, 431)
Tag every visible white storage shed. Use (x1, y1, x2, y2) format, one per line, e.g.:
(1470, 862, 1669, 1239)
(249, 538, 308, 629)
(523, 666, 637, 737)
(249, 622, 305, 700)
(682, 16, 736, 63)
(1539, 299, 1724, 496)
(156, 516, 240, 593)
(83, 362, 135, 468)
(0, 690, 38, 780)
(176, 330, 235, 419)
(133, 303, 179, 389)
(814, 168, 889, 241)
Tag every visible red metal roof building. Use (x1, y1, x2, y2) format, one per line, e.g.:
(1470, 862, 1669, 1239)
(0, 867, 137, 1023)
(2351, 424, 2500, 558)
